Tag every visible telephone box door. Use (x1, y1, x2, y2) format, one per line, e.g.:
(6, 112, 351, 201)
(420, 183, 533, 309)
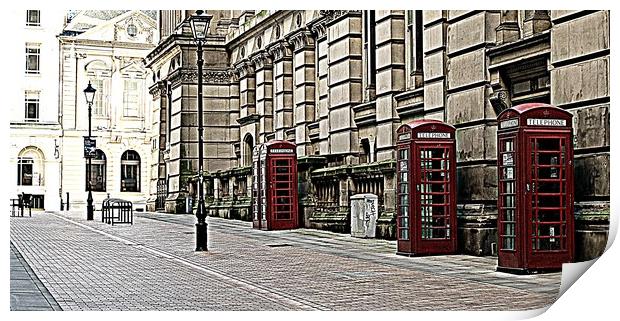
(525, 133, 574, 269)
(268, 157, 298, 230)
(414, 143, 457, 255)
(497, 134, 522, 269)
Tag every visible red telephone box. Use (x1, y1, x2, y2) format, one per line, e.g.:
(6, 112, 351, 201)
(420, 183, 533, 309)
(496, 103, 574, 273)
(252, 140, 299, 230)
(396, 120, 457, 256)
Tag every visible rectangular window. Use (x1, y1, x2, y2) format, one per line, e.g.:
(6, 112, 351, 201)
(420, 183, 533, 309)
(121, 163, 140, 192)
(123, 79, 140, 117)
(26, 10, 40, 26)
(18, 158, 34, 186)
(24, 91, 40, 121)
(90, 78, 106, 116)
(363, 10, 376, 89)
(26, 44, 40, 74)
(406, 10, 424, 89)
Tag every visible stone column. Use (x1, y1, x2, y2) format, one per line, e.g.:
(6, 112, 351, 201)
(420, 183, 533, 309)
(444, 10, 501, 255)
(374, 11, 406, 162)
(234, 60, 256, 120)
(309, 18, 329, 155)
(251, 51, 273, 144)
(234, 60, 259, 168)
(267, 41, 294, 141)
(323, 10, 363, 159)
(228, 69, 241, 167)
(289, 29, 316, 157)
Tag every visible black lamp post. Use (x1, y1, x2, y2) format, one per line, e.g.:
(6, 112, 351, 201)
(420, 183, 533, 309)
(189, 10, 212, 251)
(84, 82, 96, 220)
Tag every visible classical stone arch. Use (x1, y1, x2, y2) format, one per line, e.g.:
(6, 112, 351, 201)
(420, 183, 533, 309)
(242, 133, 254, 167)
(17, 146, 45, 186)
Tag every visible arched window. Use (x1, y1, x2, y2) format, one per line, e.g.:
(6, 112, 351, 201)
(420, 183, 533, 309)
(243, 134, 254, 167)
(121, 150, 140, 192)
(17, 146, 44, 186)
(87, 149, 107, 192)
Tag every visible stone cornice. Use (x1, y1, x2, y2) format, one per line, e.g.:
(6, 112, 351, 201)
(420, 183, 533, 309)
(288, 29, 315, 53)
(266, 40, 292, 62)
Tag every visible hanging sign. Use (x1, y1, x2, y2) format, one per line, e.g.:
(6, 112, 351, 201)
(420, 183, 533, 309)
(84, 137, 96, 158)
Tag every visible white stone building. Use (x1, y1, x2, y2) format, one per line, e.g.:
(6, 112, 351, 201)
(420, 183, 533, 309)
(9, 10, 66, 211)
(57, 10, 158, 211)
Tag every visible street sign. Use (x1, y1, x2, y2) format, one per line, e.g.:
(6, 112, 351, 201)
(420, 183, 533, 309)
(84, 137, 96, 158)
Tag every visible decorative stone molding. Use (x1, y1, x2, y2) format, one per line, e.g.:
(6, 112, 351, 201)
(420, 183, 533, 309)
(319, 10, 362, 25)
(233, 60, 255, 78)
(148, 80, 168, 98)
(168, 69, 233, 87)
(308, 18, 327, 40)
(250, 51, 272, 70)
(266, 40, 292, 62)
(288, 29, 315, 53)
(489, 88, 511, 115)
(227, 68, 240, 83)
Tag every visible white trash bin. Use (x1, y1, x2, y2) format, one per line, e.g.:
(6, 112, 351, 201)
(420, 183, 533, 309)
(350, 194, 378, 238)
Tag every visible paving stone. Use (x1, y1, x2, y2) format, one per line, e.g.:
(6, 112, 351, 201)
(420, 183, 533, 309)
(9, 211, 562, 311)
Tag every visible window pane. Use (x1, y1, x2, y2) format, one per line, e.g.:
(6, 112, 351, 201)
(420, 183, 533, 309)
(27, 10, 40, 26)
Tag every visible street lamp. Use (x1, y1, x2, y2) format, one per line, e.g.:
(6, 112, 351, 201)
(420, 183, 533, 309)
(84, 82, 96, 220)
(189, 10, 212, 251)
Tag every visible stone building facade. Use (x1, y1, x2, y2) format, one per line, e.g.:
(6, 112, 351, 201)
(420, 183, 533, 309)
(146, 10, 609, 261)
(9, 10, 66, 211)
(58, 10, 158, 211)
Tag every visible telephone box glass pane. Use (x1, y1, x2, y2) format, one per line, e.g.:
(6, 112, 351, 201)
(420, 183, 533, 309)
(397, 147, 410, 241)
(419, 147, 450, 239)
(530, 137, 567, 252)
(499, 138, 516, 250)
(273, 159, 293, 220)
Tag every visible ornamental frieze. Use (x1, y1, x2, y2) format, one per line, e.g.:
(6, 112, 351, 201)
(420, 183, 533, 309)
(168, 69, 235, 87)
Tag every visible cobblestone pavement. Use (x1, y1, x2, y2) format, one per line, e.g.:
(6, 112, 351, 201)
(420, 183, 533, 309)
(9, 211, 562, 311)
